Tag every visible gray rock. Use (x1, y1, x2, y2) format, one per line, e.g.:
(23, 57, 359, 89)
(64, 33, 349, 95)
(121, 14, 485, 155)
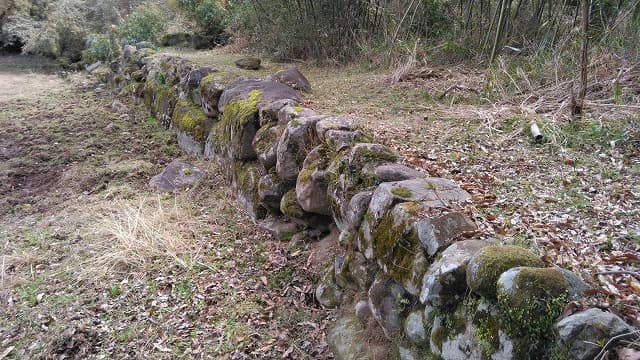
(327, 316, 366, 360)
(341, 251, 378, 291)
(556, 308, 636, 360)
(420, 240, 489, 306)
(415, 212, 477, 256)
(324, 130, 358, 152)
(316, 117, 357, 141)
(404, 310, 427, 345)
(149, 159, 203, 193)
(368, 277, 408, 338)
(253, 123, 284, 171)
(199, 72, 240, 117)
(179, 66, 215, 105)
(175, 129, 206, 156)
(257, 99, 300, 126)
(86, 61, 103, 73)
(232, 162, 267, 219)
(276, 116, 324, 182)
(259, 217, 300, 241)
(316, 268, 343, 308)
(367, 178, 471, 226)
(355, 300, 371, 321)
(257, 173, 288, 212)
(345, 191, 373, 230)
(560, 268, 590, 300)
(277, 105, 316, 125)
(135, 41, 155, 50)
(374, 164, 424, 182)
(218, 78, 301, 114)
(235, 57, 261, 70)
(296, 145, 331, 215)
(349, 143, 399, 168)
(269, 67, 312, 92)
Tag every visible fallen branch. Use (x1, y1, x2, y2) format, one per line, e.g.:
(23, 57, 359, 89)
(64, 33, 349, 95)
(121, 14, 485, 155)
(595, 329, 640, 360)
(438, 85, 480, 99)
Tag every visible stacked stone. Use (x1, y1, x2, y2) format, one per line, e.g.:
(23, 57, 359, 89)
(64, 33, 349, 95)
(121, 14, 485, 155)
(92, 46, 635, 360)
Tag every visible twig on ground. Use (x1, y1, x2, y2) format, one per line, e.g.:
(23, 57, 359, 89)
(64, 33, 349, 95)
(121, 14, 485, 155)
(595, 330, 640, 360)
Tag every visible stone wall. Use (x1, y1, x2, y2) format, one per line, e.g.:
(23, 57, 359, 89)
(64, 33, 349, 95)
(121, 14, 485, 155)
(91, 46, 635, 360)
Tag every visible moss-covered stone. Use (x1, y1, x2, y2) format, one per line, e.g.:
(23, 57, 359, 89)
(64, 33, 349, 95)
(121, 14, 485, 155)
(391, 186, 412, 198)
(370, 201, 427, 292)
(220, 89, 262, 160)
(280, 189, 304, 219)
(496, 267, 569, 359)
(466, 245, 543, 299)
(153, 84, 178, 128)
(252, 122, 284, 170)
(171, 99, 211, 142)
(232, 161, 267, 219)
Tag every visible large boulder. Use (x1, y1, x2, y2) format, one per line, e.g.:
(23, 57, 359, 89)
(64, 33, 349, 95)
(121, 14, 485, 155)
(218, 79, 302, 117)
(269, 67, 312, 92)
(316, 267, 343, 308)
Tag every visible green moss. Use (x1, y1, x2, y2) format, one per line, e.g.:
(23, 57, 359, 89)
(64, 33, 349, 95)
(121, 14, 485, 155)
(372, 202, 421, 282)
(498, 292, 567, 359)
(467, 245, 543, 299)
(495, 268, 569, 359)
(352, 144, 398, 165)
(183, 168, 193, 175)
(431, 324, 446, 349)
(253, 123, 282, 154)
(172, 100, 210, 141)
(391, 187, 412, 198)
(292, 105, 305, 112)
(280, 189, 304, 219)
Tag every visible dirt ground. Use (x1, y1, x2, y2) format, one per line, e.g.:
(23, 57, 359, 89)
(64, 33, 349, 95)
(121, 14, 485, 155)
(0, 55, 329, 359)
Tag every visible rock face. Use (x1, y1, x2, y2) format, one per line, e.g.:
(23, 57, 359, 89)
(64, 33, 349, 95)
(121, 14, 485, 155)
(269, 67, 312, 92)
(149, 159, 203, 193)
(556, 308, 636, 360)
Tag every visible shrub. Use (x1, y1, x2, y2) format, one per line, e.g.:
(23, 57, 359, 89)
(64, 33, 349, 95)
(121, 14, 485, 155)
(82, 33, 119, 63)
(117, 3, 166, 45)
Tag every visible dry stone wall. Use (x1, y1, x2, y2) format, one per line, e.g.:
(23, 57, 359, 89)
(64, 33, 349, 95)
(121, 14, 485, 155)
(90, 46, 635, 360)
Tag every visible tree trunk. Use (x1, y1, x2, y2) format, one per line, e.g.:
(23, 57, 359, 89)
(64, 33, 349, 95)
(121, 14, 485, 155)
(576, 0, 590, 116)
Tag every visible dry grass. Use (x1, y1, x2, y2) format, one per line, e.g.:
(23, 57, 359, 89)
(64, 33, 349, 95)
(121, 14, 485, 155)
(89, 197, 205, 277)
